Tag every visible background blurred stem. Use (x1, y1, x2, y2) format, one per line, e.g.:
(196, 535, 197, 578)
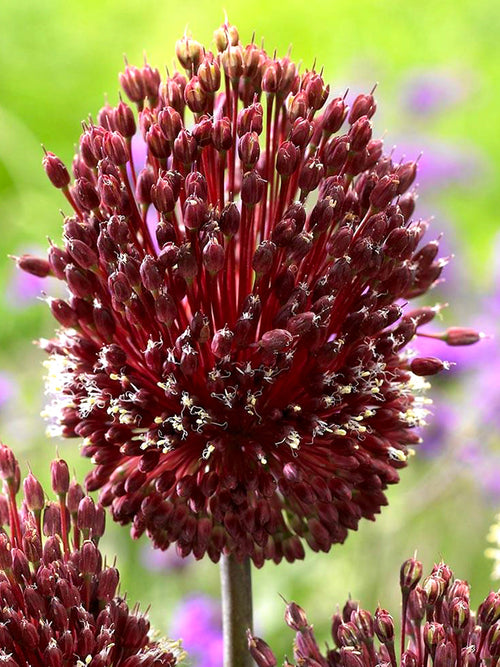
(220, 554, 253, 667)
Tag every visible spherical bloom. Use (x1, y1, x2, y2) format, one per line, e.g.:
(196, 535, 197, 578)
(24, 21, 477, 565)
(0, 443, 183, 667)
(249, 556, 500, 667)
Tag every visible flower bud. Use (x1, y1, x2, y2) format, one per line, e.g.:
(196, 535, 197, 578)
(43, 151, 71, 189)
(410, 357, 448, 376)
(374, 607, 394, 643)
(443, 327, 483, 346)
(284, 601, 309, 631)
(348, 93, 377, 123)
(247, 631, 277, 667)
(23, 472, 45, 512)
(400, 556, 423, 593)
(176, 35, 203, 72)
(241, 170, 265, 206)
(51, 459, 70, 496)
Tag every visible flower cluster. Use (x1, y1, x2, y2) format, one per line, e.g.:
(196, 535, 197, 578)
(0, 443, 182, 667)
(21, 20, 479, 565)
(249, 556, 500, 667)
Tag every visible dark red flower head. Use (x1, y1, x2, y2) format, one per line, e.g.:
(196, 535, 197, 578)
(249, 556, 500, 667)
(0, 443, 183, 667)
(25, 21, 477, 565)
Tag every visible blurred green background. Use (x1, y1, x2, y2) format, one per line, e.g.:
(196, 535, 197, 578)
(0, 0, 499, 663)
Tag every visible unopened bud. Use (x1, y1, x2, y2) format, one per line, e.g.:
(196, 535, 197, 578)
(410, 357, 448, 376)
(442, 327, 483, 346)
(247, 631, 277, 667)
(284, 601, 309, 631)
(23, 472, 45, 512)
(43, 151, 71, 189)
(374, 607, 394, 643)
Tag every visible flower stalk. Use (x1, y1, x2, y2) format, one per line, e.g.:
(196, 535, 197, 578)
(220, 554, 254, 667)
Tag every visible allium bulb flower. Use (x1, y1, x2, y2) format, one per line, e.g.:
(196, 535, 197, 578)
(249, 556, 500, 667)
(21, 21, 479, 565)
(0, 443, 183, 667)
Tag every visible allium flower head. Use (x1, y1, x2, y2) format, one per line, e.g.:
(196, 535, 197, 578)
(0, 443, 183, 666)
(24, 21, 476, 565)
(249, 556, 500, 667)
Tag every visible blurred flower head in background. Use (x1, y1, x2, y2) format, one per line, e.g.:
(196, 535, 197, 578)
(0, 443, 184, 666)
(19, 18, 481, 567)
(170, 594, 222, 667)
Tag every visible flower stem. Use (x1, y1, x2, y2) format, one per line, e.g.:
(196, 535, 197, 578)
(220, 554, 253, 667)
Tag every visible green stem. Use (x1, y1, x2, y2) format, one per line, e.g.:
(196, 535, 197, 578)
(220, 554, 254, 667)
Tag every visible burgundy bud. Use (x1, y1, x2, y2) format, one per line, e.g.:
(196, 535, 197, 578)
(103, 131, 128, 165)
(443, 327, 483, 346)
(247, 631, 277, 667)
(450, 597, 470, 633)
(423, 622, 446, 652)
(369, 174, 399, 209)
(119, 64, 146, 104)
(183, 196, 208, 230)
(67, 480, 85, 514)
(400, 556, 423, 593)
(108, 271, 132, 303)
(173, 129, 197, 165)
(237, 102, 264, 136)
(348, 116, 372, 152)
(410, 357, 448, 376)
(135, 166, 155, 206)
(284, 601, 309, 631)
(16, 254, 51, 278)
(49, 299, 78, 327)
(479, 592, 500, 628)
(176, 35, 203, 72)
(241, 170, 265, 206)
(306, 73, 329, 110)
(140, 255, 162, 291)
(97, 566, 120, 602)
(113, 100, 136, 138)
(158, 106, 183, 142)
(374, 607, 394, 643)
(298, 157, 324, 194)
(212, 117, 233, 152)
(276, 141, 299, 177)
(23, 472, 45, 512)
(198, 54, 221, 92)
(51, 459, 70, 496)
(348, 93, 377, 123)
(395, 161, 417, 194)
(259, 329, 293, 353)
(77, 495, 96, 533)
(0, 443, 19, 482)
(43, 151, 71, 189)
(238, 131, 260, 168)
(184, 76, 208, 113)
(146, 124, 170, 160)
(322, 97, 348, 133)
(252, 241, 276, 275)
(185, 171, 208, 199)
(203, 238, 225, 274)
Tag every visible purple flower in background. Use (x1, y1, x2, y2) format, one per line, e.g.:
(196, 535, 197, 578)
(6, 247, 63, 307)
(170, 595, 223, 667)
(392, 139, 486, 193)
(400, 69, 468, 116)
(7, 263, 46, 305)
(141, 542, 193, 572)
(0, 373, 15, 408)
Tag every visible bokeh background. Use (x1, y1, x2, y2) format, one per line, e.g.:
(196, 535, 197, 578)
(0, 0, 499, 663)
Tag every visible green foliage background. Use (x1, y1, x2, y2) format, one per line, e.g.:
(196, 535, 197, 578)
(0, 0, 499, 661)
